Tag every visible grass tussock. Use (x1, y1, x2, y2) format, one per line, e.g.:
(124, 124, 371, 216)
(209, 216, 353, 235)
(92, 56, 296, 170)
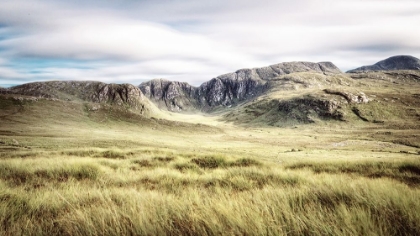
(173, 162, 202, 173)
(61, 148, 132, 159)
(191, 155, 228, 169)
(191, 155, 261, 169)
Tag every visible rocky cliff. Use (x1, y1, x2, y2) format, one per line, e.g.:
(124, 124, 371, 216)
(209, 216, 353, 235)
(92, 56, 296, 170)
(140, 61, 342, 112)
(139, 79, 199, 112)
(347, 55, 420, 73)
(196, 68, 267, 109)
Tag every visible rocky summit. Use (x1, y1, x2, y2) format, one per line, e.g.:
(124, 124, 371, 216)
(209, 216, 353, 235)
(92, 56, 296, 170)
(139, 61, 341, 112)
(347, 55, 420, 73)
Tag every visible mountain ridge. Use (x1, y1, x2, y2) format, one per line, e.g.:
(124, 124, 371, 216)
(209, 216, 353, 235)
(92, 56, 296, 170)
(139, 61, 342, 112)
(4, 80, 155, 116)
(2, 55, 419, 127)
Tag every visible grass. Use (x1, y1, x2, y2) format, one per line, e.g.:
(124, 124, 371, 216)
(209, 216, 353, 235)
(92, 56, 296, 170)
(0, 159, 99, 186)
(0, 152, 419, 235)
(0, 128, 418, 235)
(286, 160, 420, 186)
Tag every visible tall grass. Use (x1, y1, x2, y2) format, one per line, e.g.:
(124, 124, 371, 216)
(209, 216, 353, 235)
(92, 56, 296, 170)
(0, 152, 419, 235)
(286, 160, 420, 186)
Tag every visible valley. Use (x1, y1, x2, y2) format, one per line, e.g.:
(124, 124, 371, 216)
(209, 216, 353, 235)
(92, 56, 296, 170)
(0, 56, 420, 235)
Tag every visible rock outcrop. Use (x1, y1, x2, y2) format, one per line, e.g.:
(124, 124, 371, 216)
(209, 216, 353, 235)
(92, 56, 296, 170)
(347, 55, 420, 73)
(140, 61, 342, 112)
(323, 89, 369, 104)
(276, 97, 345, 123)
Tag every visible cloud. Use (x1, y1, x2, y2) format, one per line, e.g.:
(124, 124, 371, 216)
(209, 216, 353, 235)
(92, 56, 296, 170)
(0, 0, 419, 87)
(0, 67, 25, 79)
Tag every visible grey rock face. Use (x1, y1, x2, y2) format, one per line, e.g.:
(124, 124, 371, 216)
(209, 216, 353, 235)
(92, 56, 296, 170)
(140, 61, 341, 112)
(139, 79, 198, 112)
(198, 69, 266, 108)
(347, 55, 420, 73)
(140, 71, 267, 111)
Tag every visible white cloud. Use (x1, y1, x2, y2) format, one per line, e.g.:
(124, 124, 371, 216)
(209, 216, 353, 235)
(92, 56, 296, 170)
(0, 67, 26, 79)
(0, 0, 419, 85)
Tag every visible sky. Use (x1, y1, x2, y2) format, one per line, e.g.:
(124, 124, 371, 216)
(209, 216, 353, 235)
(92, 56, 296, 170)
(0, 0, 419, 87)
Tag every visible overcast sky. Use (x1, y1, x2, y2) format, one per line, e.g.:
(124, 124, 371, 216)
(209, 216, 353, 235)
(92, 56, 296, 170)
(0, 0, 419, 87)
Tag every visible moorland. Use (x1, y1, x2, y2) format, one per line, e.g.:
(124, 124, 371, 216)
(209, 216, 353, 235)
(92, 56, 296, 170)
(0, 56, 420, 235)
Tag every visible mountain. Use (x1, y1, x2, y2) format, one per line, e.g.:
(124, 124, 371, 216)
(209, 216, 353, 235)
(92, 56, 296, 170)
(6, 81, 155, 116)
(0, 87, 7, 94)
(139, 61, 342, 112)
(347, 55, 420, 73)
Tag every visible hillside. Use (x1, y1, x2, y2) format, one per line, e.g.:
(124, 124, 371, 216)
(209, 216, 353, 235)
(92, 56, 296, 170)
(3, 81, 158, 117)
(220, 57, 420, 128)
(224, 71, 420, 129)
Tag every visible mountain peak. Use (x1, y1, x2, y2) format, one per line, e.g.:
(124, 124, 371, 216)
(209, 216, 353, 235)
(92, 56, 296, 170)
(347, 55, 420, 73)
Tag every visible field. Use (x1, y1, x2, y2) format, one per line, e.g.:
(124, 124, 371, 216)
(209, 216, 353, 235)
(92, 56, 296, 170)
(1, 94, 420, 235)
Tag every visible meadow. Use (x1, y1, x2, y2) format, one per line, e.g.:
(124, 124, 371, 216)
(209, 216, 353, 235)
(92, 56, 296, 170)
(0, 96, 420, 235)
